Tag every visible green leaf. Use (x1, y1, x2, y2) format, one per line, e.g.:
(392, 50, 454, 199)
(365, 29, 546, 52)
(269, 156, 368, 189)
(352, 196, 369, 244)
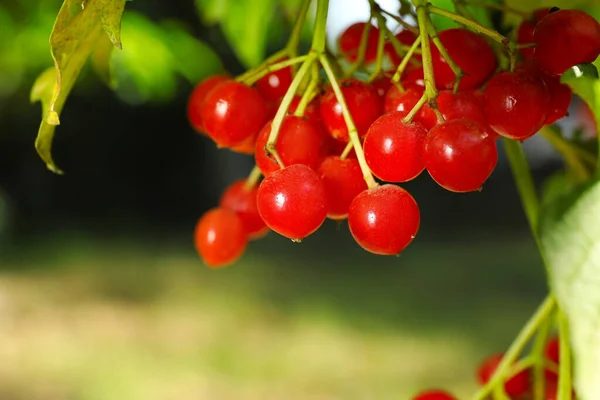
(539, 180, 600, 400)
(31, 0, 125, 174)
(195, 0, 276, 67)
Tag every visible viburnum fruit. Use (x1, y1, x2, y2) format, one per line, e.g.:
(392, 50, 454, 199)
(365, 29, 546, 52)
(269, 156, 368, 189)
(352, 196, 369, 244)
(412, 389, 457, 400)
(257, 164, 327, 240)
(288, 95, 322, 124)
(255, 59, 293, 102)
(483, 71, 549, 140)
(348, 184, 420, 255)
(187, 75, 230, 133)
(534, 9, 600, 76)
(318, 156, 367, 220)
(516, 8, 549, 59)
(363, 112, 427, 182)
(219, 179, 268, 239)
(423, 118, 498, 193)
(384, 86, 436, 130)
(477, 353, 530, 397)
(320, 79, 382, 140)
(436, 90, 493, 135)
(254, 116, 323, 176)
(431, 28, 497, 89)
(371, 76, 392, 98)
(194, 208, 248, 268)
(338, 22, 380, 63)
(200, 81, 268, 147)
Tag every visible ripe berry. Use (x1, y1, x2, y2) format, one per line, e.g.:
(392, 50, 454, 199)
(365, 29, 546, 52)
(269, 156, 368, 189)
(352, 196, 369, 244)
(201, 81, 268, 147)
(544, 336, 560, 381)
(385, 30, 418, 66)
(401, 66, 425, 90)
(320, 79, 382, 140)
(318, 156, 367, 220)
(187, 75, 230, 133)
(255, 60, 293, 102)
(431, 28, 497, 89)
(483, 71, 549, 140)
(384, 86, 436, 130)
(231, 134, 257, 155)
(348, 184, 420, 255)
(477, 353, 530, 397)
(423, 118, 498, 193)
(257, 164, 327, 240)
(371, 76, 392, 98)
(363, 112, 427, 182)
(194, 208, 248, 268)
(534, 9, 600, 76)
(288, 95, 322, 124)
(517, 20, 536, 59)
(437, 90, 491, 132)
(219, 179, 268, 239)
(412, 389, 457, 400)
(254, 116, 323, 176)
(338, 22, 380, 63)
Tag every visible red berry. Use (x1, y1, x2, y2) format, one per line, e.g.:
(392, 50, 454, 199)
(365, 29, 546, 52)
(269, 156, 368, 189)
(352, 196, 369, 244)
(385, 30, 418, 66)
(255, 60, 293, 102)
(477, 353, 530, 397)
(545, 82, 572, 125)
(546, 336, 560, 364)
(364, 112, 427, 182)
(533, 8, 551, 22)
(231, 134, 257, 155)
(534, 9, 600, 76)
(194, 208, 248, 268)
(254, 116, 323, 176)
(412, 389, 457, 400)
(372, 76, 392, 98)
(201, 81, 268, 147)
(483, 71, 549, 140)
(423, 118, 498, 193)
(338, 22, 380, 63)
(288, 95, 322, 124)
(219, 179, 268, 240)
(348, 184, 420, 255)
(401, 66, 425, 90)
(431, 28, 497, 89)
(384, 86, 437, 130)
(318, 156, 367, 220)
(320, 79, 382, 140)
(187, 75, 230, 133)
(437, 90, 491, 131)
(517, 20, 536, 59)
(257, 164, 327, 240)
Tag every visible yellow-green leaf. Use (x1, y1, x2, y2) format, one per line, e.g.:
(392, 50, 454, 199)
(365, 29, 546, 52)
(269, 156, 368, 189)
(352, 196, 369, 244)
(31, 0, 125, 174)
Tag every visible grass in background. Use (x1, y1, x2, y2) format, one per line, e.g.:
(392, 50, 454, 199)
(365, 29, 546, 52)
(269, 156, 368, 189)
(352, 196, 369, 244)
(0, 225, 547, 400)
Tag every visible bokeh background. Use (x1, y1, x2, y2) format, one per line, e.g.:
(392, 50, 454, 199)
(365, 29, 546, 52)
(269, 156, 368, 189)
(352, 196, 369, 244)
(0, 0, 593, 398)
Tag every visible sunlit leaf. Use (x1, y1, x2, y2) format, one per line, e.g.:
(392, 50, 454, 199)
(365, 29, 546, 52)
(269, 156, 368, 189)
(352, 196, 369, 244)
(31, 0, 125, 174)
(92, 33, 118, 89)
(539, 180, 600, 400)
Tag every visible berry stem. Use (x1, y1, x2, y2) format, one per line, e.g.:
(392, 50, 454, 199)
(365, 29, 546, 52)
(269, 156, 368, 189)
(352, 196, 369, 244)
(530, 316, 552, 400)
(557, 310, 572, 400)
(340, 141, 353, 159)
(286, 0, 312, 59)
(390, 35, 422, 83)
(540, 125, 595, 181)
(266, 54, 318, 168)
(472, 295, 556, 400)
(401, 92, 427, 124)
(425, 18, 463, 92)
(311, 0, 330, 53)
(319, 54, 378, 189)
(379, 8, 419, 34)
(451, 0, 476, 21)
(244, 165, 263, 191)
(294, 63, 320, 117)
(367, 12, 389, 82)
(413, 0, 444, 123)
(344, 15, 375, 78)
(237, 55, 310, 85)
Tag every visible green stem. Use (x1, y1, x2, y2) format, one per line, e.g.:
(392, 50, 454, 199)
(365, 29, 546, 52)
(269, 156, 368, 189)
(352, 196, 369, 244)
(367, 12, 388, 82)
(286, 0, 312, 58)
(266, 55, 317, 167)
(244, 165, 263, 191)
(344, 15, 374, 78)
(311, 0, 330, 53)
(557, 310, 572, 400)
(379, 8, 419, 34)
(531, 316, 552, 400)
(340, 141, 353, 159)
(319, 54, 378, 189)
(391, 35, 421, 83)
(401, 93, 427, 124)
(425, 17, 463, 92)
(472, 296, 556, 400)
(237, 55, 310, 85)
(294, 64, 320, 117)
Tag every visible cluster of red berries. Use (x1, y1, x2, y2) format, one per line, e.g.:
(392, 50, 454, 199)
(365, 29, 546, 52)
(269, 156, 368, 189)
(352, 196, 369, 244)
(187, 7, 600, 268)
(412, 336, 570, 400)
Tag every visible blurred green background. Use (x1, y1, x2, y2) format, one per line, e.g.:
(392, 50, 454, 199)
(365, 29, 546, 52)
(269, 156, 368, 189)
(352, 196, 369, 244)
(0, 0, 578, 398)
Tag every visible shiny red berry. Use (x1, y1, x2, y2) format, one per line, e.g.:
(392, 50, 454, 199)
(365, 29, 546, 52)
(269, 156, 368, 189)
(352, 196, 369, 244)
(318, 156, 367, 220)
(254, 116, 323, 176)
(348, 184, 420, 255)
(371, 76, 392, 98)
(255, 60, 293, 102)
(437, 90, 491, 131)
(517, 20, 536, 59)
(201, 81, 268, 147)
(257, 164, 327, 240)
(338, 22, 380, 63)
(187, 75, 230, 133)
(320, 79, 382, 140)
(431, 28, 497, 89)
(477, 353, 530, 397)
(384, 86, 437, 130)
(288, 95, 322, 124)
(412, 389, 457, 400)
(194, 208, 248, 268)
(364, 112, 427, 182)
(424, 118, 498, 193)
(534, 9, 600, 76)
(483, 71, 549, 140)
(219, 180, 268, 240)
